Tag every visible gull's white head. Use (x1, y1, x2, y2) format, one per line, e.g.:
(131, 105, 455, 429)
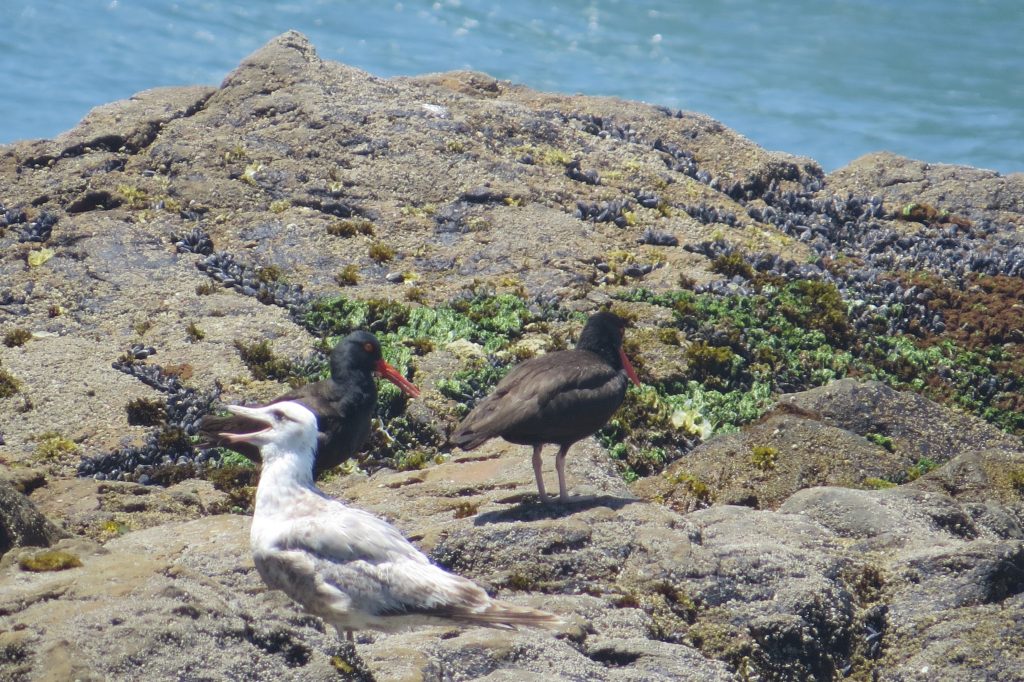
(218, 401, 318, 463)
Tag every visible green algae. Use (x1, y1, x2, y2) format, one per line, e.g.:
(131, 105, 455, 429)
(19, 549, 82, 572)
(368, 241, 395, 263)
(865, 432, 894, 451)
(750, 445, 779, 471)
(3, 328, 31, 348)
(303, 291, 538, 354)
(232, 339, 302, 384)
(904, 457, 939, 482)
(437, 361, 512, 417)
(614, 279, 1024, 464)
(0, 362, 20, 398)
(290, 273, 1024, 484)
(125, 397, 165, 427)
(296, 290, 563, 469)
(217, 449, 255, 468)
(33, 432, 79, 460)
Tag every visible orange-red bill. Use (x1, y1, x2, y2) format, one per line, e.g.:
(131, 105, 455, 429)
(619, 348, 641, 386)
(374, 359, 421, 398)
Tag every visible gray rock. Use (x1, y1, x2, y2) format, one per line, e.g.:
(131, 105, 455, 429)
(0, 478, 66, 557)
(0, 516, 346, 681)
(634, 412, 906, 511)
(827, 151, 1024, 227)
(779, 379, 1021, 466)
(780, 484, 1024, 678)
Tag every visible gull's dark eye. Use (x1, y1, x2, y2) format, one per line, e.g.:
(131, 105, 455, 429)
(272, 409, 287, 421)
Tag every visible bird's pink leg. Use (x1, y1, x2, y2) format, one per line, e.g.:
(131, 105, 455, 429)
(532, 444, 550, 504)
(555, 445, 570, 502)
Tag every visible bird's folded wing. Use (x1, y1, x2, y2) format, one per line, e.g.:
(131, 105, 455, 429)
(315, 553, 491, 619)
(256, 540, 493, 626)
(455, 356, 619, 437)
(194, 413, 263, 459)
(274, 497, 430, 567)
(269, 380, 338, 416)
(260, 503, 490, 620)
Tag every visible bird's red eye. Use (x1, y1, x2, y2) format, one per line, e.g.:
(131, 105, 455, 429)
(363, 342, 375, 353)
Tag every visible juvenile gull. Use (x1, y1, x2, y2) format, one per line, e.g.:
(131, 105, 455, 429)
(450, 311, 640, 503)
(222, 401, 562, 639)
(199, 331, 420, 476)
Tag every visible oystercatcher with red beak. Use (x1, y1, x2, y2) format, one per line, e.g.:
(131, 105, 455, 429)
(450, 311, 640, 503)
(199, 331, 419, 476)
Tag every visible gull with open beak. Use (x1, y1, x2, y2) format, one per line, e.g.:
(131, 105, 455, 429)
(229, 400, 563, 639)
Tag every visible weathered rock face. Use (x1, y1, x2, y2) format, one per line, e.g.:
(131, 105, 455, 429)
(0, 479, 67, 555)
(827, 151, 1024, 227)
(636, 378, 1024, 513)
(2, 30, 1024, 682)
(3, 410, 1022, 681)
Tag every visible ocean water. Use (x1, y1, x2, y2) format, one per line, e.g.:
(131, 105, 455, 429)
(1, 0, 1021, 174)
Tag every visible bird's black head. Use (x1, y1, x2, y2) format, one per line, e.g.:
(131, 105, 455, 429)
(576, 312, 641, 385)
(329, 331, 421, 398)
(330, 331, 383, 377)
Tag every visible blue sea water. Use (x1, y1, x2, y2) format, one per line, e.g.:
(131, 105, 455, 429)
(1, 0, 1021, 174)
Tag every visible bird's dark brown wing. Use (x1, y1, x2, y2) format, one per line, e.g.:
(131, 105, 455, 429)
(197, 367, 377, 474)
(273, 379, 375, 473)
(195, 412, 264, 461)
(450, 350, 627, 449)
(197, 380, 334, 462)
(269, 380, 337, 416)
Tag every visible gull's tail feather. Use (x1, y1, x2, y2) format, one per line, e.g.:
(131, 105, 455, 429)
(456, 600, 564, 630)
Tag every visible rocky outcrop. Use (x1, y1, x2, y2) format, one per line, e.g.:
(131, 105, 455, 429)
(636, 379, 1024, 513)
(2, 31, 1023, 681)
(0, 479, 66, 556)
(827, 151, 1024, 227)
(3, 401, 1022, 680)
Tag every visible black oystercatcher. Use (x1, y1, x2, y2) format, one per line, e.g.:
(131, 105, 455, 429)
(198, 331, 420, 475)
(227, 400, 562, 638)
(450, 311, 640, 503)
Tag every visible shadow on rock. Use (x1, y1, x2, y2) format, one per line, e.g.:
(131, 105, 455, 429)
(474, 494, 639, 525)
